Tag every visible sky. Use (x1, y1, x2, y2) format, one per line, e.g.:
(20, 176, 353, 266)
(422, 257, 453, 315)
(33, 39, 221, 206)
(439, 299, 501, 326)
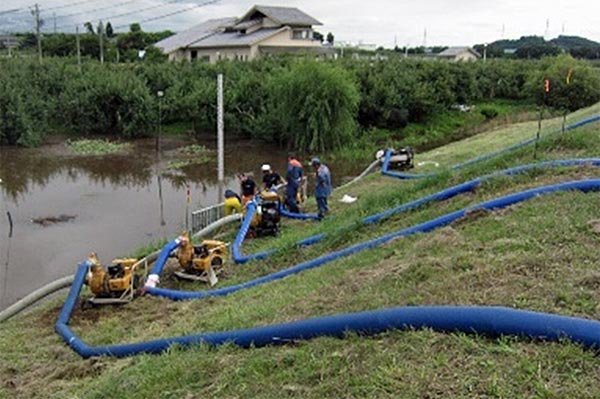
(1, 0, 600, 47)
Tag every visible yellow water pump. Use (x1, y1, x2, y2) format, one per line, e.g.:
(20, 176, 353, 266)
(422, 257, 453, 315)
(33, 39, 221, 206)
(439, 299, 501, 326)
(175, 232, 228, 286)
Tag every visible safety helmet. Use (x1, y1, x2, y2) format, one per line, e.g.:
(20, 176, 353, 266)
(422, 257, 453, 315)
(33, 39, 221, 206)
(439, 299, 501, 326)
(261, 164, 271, 172)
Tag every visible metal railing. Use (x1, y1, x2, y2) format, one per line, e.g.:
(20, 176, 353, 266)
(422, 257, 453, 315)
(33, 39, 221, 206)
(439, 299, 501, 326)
(191, 203, 225, 234)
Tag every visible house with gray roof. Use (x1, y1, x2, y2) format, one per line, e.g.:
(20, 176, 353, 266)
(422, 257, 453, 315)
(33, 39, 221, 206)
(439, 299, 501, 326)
(437, 47, 481, 61)
(0, 35, 19, 49)
(155, 5, 332, 62)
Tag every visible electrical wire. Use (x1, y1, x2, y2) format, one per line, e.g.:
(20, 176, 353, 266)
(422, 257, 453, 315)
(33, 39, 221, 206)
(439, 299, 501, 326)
(52, 0, 142, 21)
(43, 0, 105, 12)
(112, 0, 218, 29)
(54, 0, 217, 31)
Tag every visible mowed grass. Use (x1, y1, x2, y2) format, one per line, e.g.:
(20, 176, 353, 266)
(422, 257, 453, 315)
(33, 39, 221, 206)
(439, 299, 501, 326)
(414, 101, 600, 171)
(1, 120, 600, 398)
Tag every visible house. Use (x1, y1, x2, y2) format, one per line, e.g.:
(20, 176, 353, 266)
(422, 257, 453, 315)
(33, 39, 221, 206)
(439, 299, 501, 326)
(0, 35, 19, 49)
(437, 46, 481, 61)
(155, 5, 333, 62)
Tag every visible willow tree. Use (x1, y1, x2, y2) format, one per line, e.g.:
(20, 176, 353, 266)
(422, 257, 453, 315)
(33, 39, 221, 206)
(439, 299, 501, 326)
(270, 60, 359, 152)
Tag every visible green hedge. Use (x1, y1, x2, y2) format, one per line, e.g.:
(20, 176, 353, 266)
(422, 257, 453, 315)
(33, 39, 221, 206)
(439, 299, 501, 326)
(0, 55, 598, 151)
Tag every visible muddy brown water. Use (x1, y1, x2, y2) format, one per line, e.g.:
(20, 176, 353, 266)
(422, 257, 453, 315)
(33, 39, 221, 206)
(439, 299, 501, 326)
(0, 136, 367, 311)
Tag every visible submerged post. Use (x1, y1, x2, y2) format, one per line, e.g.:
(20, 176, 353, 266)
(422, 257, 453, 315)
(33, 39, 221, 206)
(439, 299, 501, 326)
(217, 73, 225, 183)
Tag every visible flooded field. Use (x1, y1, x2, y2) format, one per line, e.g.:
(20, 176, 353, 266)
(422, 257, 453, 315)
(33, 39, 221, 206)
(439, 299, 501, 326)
(0, 136, 366, 311)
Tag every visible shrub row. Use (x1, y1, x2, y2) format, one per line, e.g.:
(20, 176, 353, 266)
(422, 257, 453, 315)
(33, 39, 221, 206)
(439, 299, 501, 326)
(0, 55, 598, 150)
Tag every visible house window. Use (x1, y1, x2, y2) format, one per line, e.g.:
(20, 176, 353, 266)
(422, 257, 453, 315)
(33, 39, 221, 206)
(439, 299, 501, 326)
(190, 50, 197, 61)
(292, 29, 310, 40)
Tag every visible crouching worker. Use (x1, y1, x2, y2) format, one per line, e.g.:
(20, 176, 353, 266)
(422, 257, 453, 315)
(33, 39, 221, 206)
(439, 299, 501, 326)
(224, 189, 242, 216)
(311, 157, 332, 219)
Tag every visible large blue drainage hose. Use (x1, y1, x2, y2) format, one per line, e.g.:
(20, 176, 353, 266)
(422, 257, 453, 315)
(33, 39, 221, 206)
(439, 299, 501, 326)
(365, 158, 600, 224)
(382, 114, 600, 180)
(279, 203, 320, 220)
(228, 159, 600, 267)
(147, 178, 600, 300)
(57, 179, 600, 358)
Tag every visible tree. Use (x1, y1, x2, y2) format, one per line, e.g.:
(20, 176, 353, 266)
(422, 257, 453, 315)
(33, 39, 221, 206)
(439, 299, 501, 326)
(105, 22, 114, 38)
(269, 60, 359, 152)
(130, 23, 142, 33)
(313, 31, 324, 42)
(84, 21, 95, 35)
(524, 55, 600, 111)
(326, 32, 334, 44)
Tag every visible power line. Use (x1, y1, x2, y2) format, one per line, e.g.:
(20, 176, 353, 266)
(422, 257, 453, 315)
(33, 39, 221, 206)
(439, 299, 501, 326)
(43, 0, 105, 12)
(0, 8, 25, 16)
(0, 0, 97, 19)
(52, 0, 141, 21)
(113, 0, 218, 29)
(55, 0, 216, 31)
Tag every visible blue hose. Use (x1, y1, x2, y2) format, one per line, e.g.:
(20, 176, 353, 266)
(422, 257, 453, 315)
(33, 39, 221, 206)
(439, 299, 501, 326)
(55, 179, 600, 357)
(382, 114, 600, 180)
(279, 203, 320, 220)
(230, 159, 600, 267)
(230, 201, 273, 264)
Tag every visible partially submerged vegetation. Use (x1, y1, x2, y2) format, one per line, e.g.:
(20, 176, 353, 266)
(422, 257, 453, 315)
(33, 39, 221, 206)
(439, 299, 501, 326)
(1, 110, 599, 397)
(66, 139, 131, 156)
(167, 144, 214, 170)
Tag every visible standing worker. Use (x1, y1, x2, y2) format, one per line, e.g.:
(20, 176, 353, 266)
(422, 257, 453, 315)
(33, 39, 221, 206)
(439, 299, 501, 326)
(285, 153, 303, 213)
(238, 173, 257, 205)
(261, 164, 285, 190)
(311, 157, 332, 219)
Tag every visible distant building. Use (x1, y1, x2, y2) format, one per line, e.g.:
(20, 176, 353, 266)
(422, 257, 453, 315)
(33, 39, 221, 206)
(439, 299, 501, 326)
(0, 35, 19, 49)
(437, 46, 481, 61)
(335, 41, 378, 52)
(155, 5, 333, 62)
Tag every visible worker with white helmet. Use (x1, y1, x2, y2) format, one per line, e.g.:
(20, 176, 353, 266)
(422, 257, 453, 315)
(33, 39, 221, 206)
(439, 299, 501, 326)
(261, 163, 285, 190)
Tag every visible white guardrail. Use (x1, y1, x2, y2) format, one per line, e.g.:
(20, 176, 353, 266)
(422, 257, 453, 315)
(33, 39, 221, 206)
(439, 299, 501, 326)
(191, 203, 225, 233)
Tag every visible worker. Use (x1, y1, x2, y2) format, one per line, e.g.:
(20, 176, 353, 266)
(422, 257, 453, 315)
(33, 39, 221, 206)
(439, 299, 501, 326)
(224, 189, 242, 216)
(285, 153, 303, 213)
(311, 157, 332, 219)
(261, 164, 285, 190)
(238, 173, 257, 205)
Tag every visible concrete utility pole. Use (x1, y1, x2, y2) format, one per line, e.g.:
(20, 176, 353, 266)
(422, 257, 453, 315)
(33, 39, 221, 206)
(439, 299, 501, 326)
(31, 4, 42, 63)
(217, 74, 224, 183)
(76, 25, 81, 71)
(98, 20, 104, 64)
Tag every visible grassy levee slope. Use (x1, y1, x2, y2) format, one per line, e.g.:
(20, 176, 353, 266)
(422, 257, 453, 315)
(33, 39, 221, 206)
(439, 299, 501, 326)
(1, 117, 600, 398)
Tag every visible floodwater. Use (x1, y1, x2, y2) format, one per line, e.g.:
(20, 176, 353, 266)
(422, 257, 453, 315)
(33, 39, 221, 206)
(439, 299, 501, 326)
(0, 136, 365, 311)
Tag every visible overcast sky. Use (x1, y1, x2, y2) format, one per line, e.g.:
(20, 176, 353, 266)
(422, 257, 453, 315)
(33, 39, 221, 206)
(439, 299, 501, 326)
(1, 0, 599, 47)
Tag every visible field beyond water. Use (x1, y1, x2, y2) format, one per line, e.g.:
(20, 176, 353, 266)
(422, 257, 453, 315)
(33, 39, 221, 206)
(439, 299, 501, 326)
(1, 105, 600, 398)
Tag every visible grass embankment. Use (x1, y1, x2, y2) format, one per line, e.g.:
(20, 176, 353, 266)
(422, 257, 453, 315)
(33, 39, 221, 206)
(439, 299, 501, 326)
(1, 114, 600, 398)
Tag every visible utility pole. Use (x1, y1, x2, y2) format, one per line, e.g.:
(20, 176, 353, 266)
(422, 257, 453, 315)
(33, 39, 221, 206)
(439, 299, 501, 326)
(31, 4, 42, 63)
(76, 25, 81, 71)
(98, 20, 104, 64)
(53, 12, 56, 33)
(217, 74, 224, 183)
(156, 91, 164, 152)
